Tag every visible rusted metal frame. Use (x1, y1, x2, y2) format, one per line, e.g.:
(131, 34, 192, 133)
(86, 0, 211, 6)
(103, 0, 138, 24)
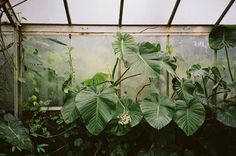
(118, 0, 124, 26)
(215, 0, 235, 25)
(168, 0, 181, 26)
(1, 0, 20, 27)
(63, 0, 72, 25)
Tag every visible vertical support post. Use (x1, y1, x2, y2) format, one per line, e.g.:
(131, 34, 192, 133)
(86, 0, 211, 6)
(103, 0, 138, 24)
(212, 50, 218, 105)
(13, 27, 19, 117)
(166, 35, 170, 96)
(13, 26, 22, 118)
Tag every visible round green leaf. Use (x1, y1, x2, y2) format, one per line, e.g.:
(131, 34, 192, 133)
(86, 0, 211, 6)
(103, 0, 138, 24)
(209, 25, 236, 50)
(217, 103, 236, 128)
(174, 100, 205, 136)
(140, 93, 175, 130)
(172, 78, 195, 100)
(75, 85, 118, 135)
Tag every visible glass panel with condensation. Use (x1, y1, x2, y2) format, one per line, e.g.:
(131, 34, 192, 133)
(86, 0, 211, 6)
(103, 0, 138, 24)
(1, 12, 10, 23)
(123, 0, 176, 24)
(173, 0, 231, 24)
(0, 32, 14, 110)
(68, 0, 120, 24)
(221, 2, 236, 24)
(9, 0, 67, 24)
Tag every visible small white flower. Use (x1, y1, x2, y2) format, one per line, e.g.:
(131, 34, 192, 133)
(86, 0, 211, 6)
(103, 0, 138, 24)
(117, 111, 131, 125)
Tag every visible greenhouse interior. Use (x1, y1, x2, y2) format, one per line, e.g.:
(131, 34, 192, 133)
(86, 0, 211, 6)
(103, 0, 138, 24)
(0, 0, 236, 155)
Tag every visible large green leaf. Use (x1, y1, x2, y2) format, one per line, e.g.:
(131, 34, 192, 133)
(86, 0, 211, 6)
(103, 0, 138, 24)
(217, 102, 236, 127)
(75, 85, 118, 135)
(112, 33, 137, 67)
(172, 78, 195, 100)
(140, 93, 175, 130)
(152, 51, 177, 77)
(61, 90, 80, 124)
(186, 64, 210, 78)
(209, 25, 236, 50)
(0, 113, 32, 151)
(174, 100, 205, 136)
(82, 72, 109, 87)
(124, 42, 163, 78)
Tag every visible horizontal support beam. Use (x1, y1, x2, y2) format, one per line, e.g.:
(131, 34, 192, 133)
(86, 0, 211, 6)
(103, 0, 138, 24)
(21, 25, 212, 35)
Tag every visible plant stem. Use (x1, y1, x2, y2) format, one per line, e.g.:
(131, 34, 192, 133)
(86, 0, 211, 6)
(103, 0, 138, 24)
(202, 76, 208, 98)
(115, 73, 141, 85)
(112, 58, 119, 80)
(114, 67, 130, 85)
(225, 46, 234, 81)
(207, 90, 230, 100)
(135, 83, 151, 102)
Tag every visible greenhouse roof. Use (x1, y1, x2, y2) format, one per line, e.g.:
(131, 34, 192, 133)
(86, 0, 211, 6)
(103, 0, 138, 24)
(1, 0, 236, 26)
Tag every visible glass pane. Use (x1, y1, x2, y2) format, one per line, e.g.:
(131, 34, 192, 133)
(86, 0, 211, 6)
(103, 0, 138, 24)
(221, 2, 236, 24)
(10, 0, 67, 23)
(21, 34, 117, 108)
(173, 0, 231, 24)
(1, 12, 10, 23)
(0, 33, 14, 110)
(123, 0, 175, 24)
(170, 35, 214, 78)
(68, 0, 120, 24)
(218, 47, 236, 83)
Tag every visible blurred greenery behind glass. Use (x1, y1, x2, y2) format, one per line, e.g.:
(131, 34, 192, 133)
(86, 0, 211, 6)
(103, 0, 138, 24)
(0, 33, 14, 110)
(21, 34, 234, 107)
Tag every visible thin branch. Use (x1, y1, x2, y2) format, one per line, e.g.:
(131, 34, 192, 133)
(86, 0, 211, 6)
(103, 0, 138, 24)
(225, 46, 234, 81)
(112, 58, 119, 80)
(207, 90, 230, 100)
(135, 83, 151, 102)
(114, 67, 130, 85)
(115, 73, 141, 86)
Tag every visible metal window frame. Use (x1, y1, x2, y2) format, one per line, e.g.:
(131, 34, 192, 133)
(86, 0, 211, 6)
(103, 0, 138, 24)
(215, 0, 235, 25)
(5, 0, 236, 26)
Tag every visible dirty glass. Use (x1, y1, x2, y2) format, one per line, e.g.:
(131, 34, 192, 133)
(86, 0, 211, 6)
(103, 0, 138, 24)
(0, 32, 14, 110)
(22, 34, 217, 107)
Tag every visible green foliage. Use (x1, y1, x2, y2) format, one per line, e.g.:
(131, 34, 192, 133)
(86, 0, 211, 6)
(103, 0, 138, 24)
(82, 72, 109, 86)
(172, 78, 195, 101)
(217, 102, 236, 127)
(116, 98, 142, 127)
(75, 84, 119, 135)
(2, 31, 235, 154)
(209, 25, 236, 50)
(140, 93, 175, 129)
(108, 97, 142, 136)
(61, 89, 80, 124)
(174, 99, 205, 136)
(0, 113, 32, 152)
(112, 32, 137, 67)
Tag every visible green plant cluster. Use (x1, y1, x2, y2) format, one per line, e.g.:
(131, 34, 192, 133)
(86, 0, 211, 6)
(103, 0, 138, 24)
(0, 26, 236, 155)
